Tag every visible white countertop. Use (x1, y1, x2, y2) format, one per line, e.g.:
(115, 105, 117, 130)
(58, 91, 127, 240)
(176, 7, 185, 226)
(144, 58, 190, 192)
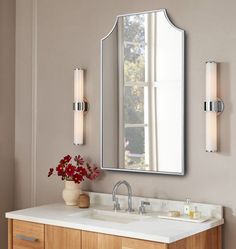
(6, 202, 224, 243)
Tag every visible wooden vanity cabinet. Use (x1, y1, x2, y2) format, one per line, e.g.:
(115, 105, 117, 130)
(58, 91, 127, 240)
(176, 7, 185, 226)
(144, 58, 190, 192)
(8, 219, 222, 249)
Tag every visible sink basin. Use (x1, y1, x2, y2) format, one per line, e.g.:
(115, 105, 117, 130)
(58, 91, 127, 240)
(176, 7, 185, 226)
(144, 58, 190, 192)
(71, 209, 151, 224)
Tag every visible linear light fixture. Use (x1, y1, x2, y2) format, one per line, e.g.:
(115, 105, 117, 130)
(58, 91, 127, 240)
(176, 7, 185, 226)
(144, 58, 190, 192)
(73, 68, 88, 145)
(204, 61, 224, 152)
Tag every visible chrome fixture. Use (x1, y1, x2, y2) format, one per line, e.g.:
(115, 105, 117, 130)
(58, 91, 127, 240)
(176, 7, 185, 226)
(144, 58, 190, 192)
(204, 61, 224, 152)
(73, 68, 88, 145)
(113, 197, 121, 211)
(138, 201, 150, 215)
(112, 180, 134, 212)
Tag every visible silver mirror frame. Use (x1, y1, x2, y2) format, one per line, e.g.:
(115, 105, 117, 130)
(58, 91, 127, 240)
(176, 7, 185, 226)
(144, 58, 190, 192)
(100, 9, 185, 175)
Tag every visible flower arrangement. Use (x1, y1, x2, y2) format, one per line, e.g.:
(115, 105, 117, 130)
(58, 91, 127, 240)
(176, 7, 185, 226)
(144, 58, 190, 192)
(48, 154, 100, 184)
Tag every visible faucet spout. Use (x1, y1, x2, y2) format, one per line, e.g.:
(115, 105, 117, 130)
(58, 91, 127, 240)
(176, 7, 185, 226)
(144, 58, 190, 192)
(112, 180, 134, 212)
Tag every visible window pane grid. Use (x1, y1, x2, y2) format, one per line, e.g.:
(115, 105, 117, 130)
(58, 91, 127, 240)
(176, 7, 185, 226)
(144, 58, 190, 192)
(125, 123, 148, 128)
(124, 41, 147, 46)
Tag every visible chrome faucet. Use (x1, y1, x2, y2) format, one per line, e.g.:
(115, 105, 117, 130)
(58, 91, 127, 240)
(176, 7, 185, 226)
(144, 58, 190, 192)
(112, 180, 134, 212)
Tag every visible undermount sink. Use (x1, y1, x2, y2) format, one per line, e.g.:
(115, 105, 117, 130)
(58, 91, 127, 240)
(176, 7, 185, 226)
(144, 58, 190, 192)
(71, 209, 151, 224)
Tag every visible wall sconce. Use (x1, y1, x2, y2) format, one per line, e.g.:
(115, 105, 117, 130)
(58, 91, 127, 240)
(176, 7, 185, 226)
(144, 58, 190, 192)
(73, 68, 88, 145)
(204, 61, 224, 152)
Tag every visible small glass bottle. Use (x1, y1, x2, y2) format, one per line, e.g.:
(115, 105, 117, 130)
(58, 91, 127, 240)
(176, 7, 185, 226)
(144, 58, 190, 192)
(189, 208, 194, 218)
(193, 206, 201, 219)
(184, 198, 191, 216)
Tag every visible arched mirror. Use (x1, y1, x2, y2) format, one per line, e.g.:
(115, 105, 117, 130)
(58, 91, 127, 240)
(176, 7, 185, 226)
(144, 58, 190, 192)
(101, 9, 185, 175)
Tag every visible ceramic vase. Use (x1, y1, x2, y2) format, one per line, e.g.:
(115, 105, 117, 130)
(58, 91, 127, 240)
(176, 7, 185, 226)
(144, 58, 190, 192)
(62, 180, 81, 206)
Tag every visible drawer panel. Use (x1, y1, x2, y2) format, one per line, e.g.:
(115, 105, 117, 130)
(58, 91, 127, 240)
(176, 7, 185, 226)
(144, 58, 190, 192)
(122, 237, 167, 249)
(45, 225, 81, 249)
(13, 220, 44, 249)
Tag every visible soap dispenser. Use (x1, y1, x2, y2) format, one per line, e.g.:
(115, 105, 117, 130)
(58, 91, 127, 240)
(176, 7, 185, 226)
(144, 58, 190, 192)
(184, 198, 191, 216)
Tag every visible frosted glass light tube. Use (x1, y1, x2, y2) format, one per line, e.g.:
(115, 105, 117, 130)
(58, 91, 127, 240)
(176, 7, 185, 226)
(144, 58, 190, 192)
(74, 68, 84, 145)
(206, 62, 217, 152)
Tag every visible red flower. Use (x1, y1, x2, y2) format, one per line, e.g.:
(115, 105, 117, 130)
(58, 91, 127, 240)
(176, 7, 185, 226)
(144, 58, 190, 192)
(73, 173, 83, 184)
(64, 155, 72, 163)
(77, 166, 87, 176)
(48, 154, 100, 184)
(86, 163, 100, 180)
(66, 164, 75, 176)
(48, 168, 54, 177)
(56, 164, 64, 176)
(74, 155, 84, 165)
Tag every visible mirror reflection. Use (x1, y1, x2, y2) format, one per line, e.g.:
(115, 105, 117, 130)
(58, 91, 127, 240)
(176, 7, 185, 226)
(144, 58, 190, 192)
(101, 9, 185, 174)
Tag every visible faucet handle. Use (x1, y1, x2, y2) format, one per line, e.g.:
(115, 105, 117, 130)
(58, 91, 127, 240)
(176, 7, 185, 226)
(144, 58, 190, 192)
(113, 197, 121, 211)
(139, 201, 150, 214)
(141, 201, 150, 206)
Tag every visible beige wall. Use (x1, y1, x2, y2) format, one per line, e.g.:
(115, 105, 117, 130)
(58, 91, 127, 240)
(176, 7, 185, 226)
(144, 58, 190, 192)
(0, 0, 15, 248)
(15, 0, 36, 209)
(15, 0, 236, 248)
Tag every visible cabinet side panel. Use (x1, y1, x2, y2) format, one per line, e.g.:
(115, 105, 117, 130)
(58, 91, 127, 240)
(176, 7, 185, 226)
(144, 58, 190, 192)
(168, 227, 221, 249)
(8, 219, 13, 249)
(217, 226, 222, 249)
(168, 238, 186, 249)
(204, 226, 222, 249)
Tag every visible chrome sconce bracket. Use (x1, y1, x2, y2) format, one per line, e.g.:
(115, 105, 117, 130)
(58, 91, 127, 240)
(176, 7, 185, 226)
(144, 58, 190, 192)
(204, 99, 224, 114)
(73, 101, 88, 112)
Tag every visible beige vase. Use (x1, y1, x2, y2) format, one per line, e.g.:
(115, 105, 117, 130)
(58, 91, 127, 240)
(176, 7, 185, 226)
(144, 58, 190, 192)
(62, 180, 81, 206)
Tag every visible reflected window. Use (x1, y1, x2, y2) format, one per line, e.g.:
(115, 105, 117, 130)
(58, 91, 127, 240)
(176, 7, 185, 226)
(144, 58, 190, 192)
(119, 12, 182, 172)
(119, 14, 154, 170)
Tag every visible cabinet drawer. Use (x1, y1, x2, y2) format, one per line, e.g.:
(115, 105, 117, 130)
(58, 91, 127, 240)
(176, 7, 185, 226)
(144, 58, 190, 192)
(13, 220, 44, 249)
(122, 237, 167, 249)
(45, 225, 81, 249)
